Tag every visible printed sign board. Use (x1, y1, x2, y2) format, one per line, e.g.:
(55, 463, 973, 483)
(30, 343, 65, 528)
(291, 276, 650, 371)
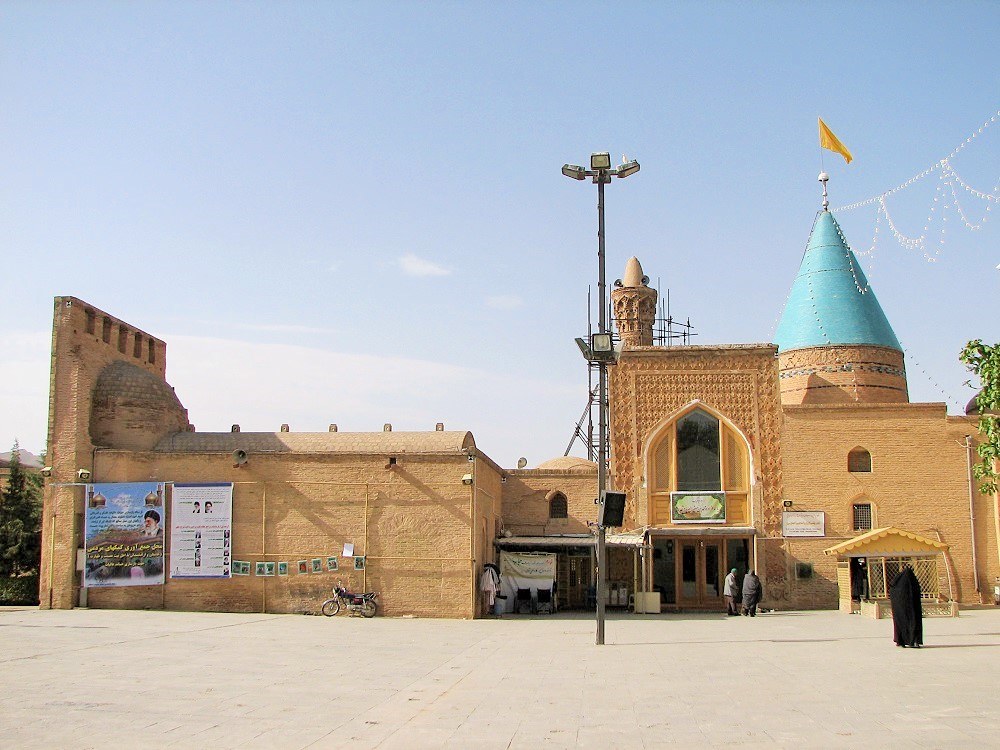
(670, 492, 726, 523)
(84, 482, 166, 587)
(170, 483, 233, 578)
(782, 511, 826, 537)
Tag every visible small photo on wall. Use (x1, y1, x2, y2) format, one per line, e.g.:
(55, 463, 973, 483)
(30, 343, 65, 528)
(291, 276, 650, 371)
(234, 561, 249, 576)
(311, 558, 323, 573)
(354, 556, 366, 571)
(297, 560, 309, 574)
(255, 562, 267, 576)
(326, 556, 338, 572)
(264, 562, 276, 577)
(277, 562, 288, 576)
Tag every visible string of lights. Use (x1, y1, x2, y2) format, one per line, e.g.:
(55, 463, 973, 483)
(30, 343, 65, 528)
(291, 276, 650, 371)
(833, 110, 999, 213)
(831, 109, 999, 259)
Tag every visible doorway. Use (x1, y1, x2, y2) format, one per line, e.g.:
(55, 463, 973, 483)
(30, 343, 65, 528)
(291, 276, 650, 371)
(677, 540, 723, 608)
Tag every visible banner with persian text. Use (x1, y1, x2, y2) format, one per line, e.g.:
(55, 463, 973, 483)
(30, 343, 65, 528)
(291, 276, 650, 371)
(170, 483, 233, 579)
(84, 482, 166, 587)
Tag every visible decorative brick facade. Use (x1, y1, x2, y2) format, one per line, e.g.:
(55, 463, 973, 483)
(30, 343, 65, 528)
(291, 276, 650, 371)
(778, 345, 908, 405)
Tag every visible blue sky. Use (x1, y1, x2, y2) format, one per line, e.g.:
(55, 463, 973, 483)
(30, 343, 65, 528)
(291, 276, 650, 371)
(2, 2, 998, 467)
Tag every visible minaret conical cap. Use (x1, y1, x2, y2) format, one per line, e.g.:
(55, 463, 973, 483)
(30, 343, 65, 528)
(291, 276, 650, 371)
(622, 257, 646, 287)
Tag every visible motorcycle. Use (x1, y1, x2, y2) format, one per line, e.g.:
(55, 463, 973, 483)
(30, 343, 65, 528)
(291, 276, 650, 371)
(321, 581, 379, 618)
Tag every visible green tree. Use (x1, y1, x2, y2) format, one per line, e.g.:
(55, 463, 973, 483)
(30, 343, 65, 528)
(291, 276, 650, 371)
(0, 441, 43, 576)
(960, 340, 1000, 495)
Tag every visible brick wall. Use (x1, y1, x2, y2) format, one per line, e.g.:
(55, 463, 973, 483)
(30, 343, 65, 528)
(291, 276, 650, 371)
(84, 451, 493, 618)
(781, 403, 998, 606)
(41, 297, 174, 609)
(501, 468, 598, 536)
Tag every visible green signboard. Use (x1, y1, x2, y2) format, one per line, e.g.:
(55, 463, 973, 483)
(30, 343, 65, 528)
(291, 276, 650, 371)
(670, 492, 726, 523)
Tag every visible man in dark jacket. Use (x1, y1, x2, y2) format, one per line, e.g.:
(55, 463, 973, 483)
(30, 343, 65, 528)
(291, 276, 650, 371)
(741, 570, 762, 616)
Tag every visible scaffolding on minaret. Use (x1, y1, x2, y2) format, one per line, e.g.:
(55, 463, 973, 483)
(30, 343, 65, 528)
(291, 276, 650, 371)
(564, 283, 696, 460)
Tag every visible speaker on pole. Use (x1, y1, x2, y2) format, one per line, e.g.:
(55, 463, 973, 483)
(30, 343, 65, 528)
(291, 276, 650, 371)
(599, 490, 626, 527)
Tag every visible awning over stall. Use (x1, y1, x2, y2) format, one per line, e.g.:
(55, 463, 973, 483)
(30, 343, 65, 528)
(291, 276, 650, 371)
(495, 532, 647, 550)
(495, 535, 593, 550)
(823, 527, 949, 557)
(647, 526, 757, 538)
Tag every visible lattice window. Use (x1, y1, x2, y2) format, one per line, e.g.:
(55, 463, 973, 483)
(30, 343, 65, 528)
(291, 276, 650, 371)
(853, 503, 872, 531)
(725, 433, 748, 491)
(866, 557, 939, 600)
(653, 434, 672, 491)
(848, 447, 872, 473)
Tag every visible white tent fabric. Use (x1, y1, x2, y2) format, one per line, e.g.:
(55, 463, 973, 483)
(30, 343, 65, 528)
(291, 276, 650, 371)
(498, 551, 556, 613)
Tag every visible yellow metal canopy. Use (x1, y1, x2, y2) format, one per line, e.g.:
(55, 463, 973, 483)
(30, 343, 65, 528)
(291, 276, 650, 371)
(824, 527, 949, 557)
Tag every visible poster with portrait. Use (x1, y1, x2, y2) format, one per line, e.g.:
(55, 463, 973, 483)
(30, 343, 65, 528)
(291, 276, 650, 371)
(170, 483, 233, 579)
(84, 482, 166, 587)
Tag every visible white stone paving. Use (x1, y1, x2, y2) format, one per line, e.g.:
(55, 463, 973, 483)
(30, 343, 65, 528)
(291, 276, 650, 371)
(2, 606, 999, 748)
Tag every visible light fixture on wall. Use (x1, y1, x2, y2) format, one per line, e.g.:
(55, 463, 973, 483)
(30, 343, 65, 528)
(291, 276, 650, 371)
(462, 473, 473, 486)
(76, 469, 92, 481)
(41, 466, 53, 478)
(783, 500, 793, 508)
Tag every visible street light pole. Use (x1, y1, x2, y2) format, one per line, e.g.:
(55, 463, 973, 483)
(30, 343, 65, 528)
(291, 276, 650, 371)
(562, 152, 639, 646)
(596, 176, 608, 646)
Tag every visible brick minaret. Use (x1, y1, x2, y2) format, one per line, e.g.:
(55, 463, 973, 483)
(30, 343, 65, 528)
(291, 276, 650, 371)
(612, 256, 658, 347)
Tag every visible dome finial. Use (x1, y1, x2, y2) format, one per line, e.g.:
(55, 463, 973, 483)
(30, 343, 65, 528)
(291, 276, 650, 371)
(818, 171, 830, 211)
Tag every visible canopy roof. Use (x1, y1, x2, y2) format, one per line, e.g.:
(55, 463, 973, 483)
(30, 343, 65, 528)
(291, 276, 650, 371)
(824, 527, 948, 557)
(775, 211, 901, 353)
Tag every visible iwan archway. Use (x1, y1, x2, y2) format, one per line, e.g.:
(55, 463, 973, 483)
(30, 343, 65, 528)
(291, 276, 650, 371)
(641, 401, 757, 610)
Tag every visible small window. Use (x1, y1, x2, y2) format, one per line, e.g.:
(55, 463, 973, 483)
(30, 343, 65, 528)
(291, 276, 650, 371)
(848, 448, 871, 473)
(853, 503, 872, 532)
(85, 309, 96, 335)
(133, 334, 143, 358)
(795, 562, 814, 579)
(548, 492, 568, 519)
(102, 317, 112, 343)
(147, 339, 156, 364)
(117, 326, 128, 354)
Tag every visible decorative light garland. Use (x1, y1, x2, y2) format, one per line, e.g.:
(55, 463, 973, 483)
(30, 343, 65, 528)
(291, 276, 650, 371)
(831, 109, 999, 259)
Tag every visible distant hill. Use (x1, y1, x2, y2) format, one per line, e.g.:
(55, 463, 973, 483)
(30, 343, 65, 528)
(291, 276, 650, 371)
(0, 449, 43, 469)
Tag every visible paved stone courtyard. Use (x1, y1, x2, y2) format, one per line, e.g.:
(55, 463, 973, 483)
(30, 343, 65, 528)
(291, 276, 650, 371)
(2, 606, 999, 748)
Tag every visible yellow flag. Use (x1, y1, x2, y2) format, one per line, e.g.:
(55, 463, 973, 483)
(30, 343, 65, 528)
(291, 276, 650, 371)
(818, 118, 853, 164)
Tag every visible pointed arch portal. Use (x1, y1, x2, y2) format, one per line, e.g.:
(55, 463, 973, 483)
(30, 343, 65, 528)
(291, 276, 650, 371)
(641, 401, 757, 610)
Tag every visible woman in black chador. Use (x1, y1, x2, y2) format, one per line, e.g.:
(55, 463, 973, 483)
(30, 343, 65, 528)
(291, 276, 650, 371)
(889, 566, 923, 648)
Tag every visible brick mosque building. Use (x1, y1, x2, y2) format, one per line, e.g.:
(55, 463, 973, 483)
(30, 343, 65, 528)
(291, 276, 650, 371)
(38, 205, 999, 617)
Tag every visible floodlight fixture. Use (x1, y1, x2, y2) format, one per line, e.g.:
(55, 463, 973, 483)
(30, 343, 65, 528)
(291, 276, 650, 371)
(590, 152, 612, 170)
(591, 332, 614, 354)
(616, 160, 640, 178)
(562, 164, 587, 180)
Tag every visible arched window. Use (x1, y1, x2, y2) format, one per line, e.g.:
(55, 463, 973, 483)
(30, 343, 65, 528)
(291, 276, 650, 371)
(848, 448, 872, 473)
(547, 491, 568, 519)
(647, 406, 750, 525)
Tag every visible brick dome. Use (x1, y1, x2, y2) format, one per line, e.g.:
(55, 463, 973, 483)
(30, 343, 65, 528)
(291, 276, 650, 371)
(90, 361, 190, 450)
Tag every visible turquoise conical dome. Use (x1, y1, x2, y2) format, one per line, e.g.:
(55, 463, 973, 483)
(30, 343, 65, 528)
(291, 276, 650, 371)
(774, 211, 901, 353)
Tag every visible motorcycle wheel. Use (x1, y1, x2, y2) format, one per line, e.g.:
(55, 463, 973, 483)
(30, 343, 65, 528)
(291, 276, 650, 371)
(321, 598, 340, 617)
(360, 599, 377, 618)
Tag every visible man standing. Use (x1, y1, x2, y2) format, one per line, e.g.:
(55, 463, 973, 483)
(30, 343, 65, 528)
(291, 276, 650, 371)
(741, 570, 763, 616)
(480, 563, 501, 617)
(724, 567, 740, 616)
